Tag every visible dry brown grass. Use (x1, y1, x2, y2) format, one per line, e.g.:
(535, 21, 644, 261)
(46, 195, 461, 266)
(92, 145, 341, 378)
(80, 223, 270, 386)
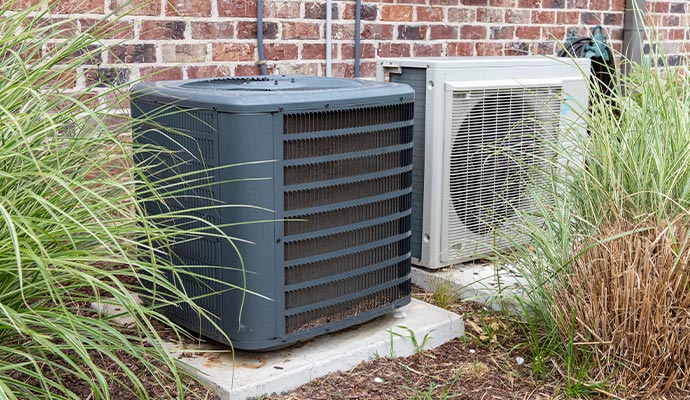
(552, 217, 690, 398)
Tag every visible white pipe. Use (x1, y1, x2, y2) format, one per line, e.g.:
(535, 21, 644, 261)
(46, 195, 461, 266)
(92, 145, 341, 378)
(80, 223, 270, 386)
(326, 0, 332, 77)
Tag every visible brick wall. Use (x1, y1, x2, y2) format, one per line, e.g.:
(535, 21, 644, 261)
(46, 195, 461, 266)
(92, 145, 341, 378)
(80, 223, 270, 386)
(11, 0, 690, 89)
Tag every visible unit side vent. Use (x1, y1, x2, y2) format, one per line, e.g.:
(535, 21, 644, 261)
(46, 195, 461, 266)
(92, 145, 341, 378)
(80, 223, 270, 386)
(285, 217, 410, 261)
(284, 172, 411, 211)
(285, 281, 411, 334)
(285, 260, 410, 309)
(284, 127, 413, 159)
(133, 102, 215, 136)
(285, 237, 410, 285)
(283, 104, 413, 134)
(285, 194, 411, 236)
(284, 149, 412, 185)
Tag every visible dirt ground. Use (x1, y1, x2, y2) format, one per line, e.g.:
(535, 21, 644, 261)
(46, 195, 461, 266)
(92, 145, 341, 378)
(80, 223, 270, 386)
(254, 289, 567, 400)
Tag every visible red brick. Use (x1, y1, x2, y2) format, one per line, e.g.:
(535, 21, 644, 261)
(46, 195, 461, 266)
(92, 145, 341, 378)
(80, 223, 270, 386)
(342, 3, 377, 20)
(302, 43, 326, 59)
(326, 63, 355, 78)
(397, 25, 428, 40)
(236, 21, 278, 40)
(307, 2, 340, 19)
(542, 0, 565, 7)
(140, 66, 183, 81)
(8, 0, 41, 10)
(187, 65, 232, 79)
(476, 42, 504, 56)
(476, 8, 504, 23)
(567, 0, 589, 7)
(166, 0, 211, 16)
(212, 43, 255, 61)
(670, 28, 685, 40)
(651, 2, 668, 13)
(80, 18, 134, 40)
(557, 11, 580, 24)
(278, 63, 321, 75)
(340, 43, 376, 59)
(581, 11, 602, 25)
(542, 26, 566, 39)
(416, 7, 444, 22)
(235, 64, 266, 76)
(430, 25, 458, 40)
(590, 0, 610, 10)
(505, 9, 530, 23)
(108, 44, 156, 63)
(517, 0, 536, 8)
(516, 26, 541, 39)
(111, 0, 160, 15)
(191, 21, 234, 39)
(664, 15, 681, 27)
(361, 24, 394, 40)
(429, 0, 457, 4)
(504, 42, 530, 56)
(282, 22, 320, 40)
(447, 42, 474, 56)
(611, 0, 625, 9)
(162, 43, 207, 63)
(359, 62, 377, 79)
(140, 20, 185, 40)
(264, 43, 298, 61)
(490, 26, 514, 39)
(332, 24, 355, 40)
(603, 12, 623, 26)
(532, 11, 555, 24)
(461, 0, 487, 5)
(378, 43, 411, 57)
(413, 43, 442, 57)
(530, 41, 556, 55)
(218, 0, 256, 17)
(381, 5, 413, 21)
(263, 1, 301, 18)
(489, 0, 516, 6)
(460, 25, 486, 40)
(50, 0, 104, 14)
(447, 8, 476, 23)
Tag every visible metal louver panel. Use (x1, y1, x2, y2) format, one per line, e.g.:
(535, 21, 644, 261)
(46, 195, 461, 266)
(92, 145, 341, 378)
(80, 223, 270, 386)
(133, 100, 222, 337)
(443, 86, 561, 261)
(281, 105, 414, 335)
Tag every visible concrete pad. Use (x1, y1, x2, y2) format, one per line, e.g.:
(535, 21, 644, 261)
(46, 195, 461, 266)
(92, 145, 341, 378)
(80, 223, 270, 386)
(411, 263, 526, 311)
(171, 298, 463, 400)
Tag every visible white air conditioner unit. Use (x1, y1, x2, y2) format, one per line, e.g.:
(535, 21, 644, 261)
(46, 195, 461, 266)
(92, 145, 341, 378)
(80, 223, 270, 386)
(376, 57, 590, 269)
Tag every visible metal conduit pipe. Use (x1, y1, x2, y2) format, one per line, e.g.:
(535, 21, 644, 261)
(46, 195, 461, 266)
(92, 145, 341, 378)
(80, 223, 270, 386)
(257, 0, 267, 75)
(622, 0, 645, 75)
(354, 0, 362, 78)
(326, 0, 332, 77)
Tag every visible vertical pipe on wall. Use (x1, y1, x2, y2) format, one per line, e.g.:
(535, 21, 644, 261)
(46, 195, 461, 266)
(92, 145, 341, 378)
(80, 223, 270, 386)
(622, 0, 645, 75)
(257, 0, 267, 75)
(326, 0, 332, 77)
(354, 0, 362, 78)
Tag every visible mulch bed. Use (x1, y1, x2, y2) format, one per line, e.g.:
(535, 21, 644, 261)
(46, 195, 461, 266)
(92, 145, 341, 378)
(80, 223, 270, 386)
(256, 290, 564, 400)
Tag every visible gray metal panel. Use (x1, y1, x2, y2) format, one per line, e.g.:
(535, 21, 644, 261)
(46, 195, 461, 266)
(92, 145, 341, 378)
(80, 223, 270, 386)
(391, 67, 426, 261)
(131, 75, 414, 113)
(216, 112, 278, 345)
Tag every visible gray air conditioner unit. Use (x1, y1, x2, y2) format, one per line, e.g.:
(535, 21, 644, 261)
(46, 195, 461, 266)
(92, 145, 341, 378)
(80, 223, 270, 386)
(131, 76, 415, 350)
(376, 57, 590, 269)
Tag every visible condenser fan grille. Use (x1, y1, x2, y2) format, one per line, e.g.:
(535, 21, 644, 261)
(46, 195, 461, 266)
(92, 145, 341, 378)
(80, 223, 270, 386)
(282, 105, 413, 335)
(446, 86, 561, 254)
